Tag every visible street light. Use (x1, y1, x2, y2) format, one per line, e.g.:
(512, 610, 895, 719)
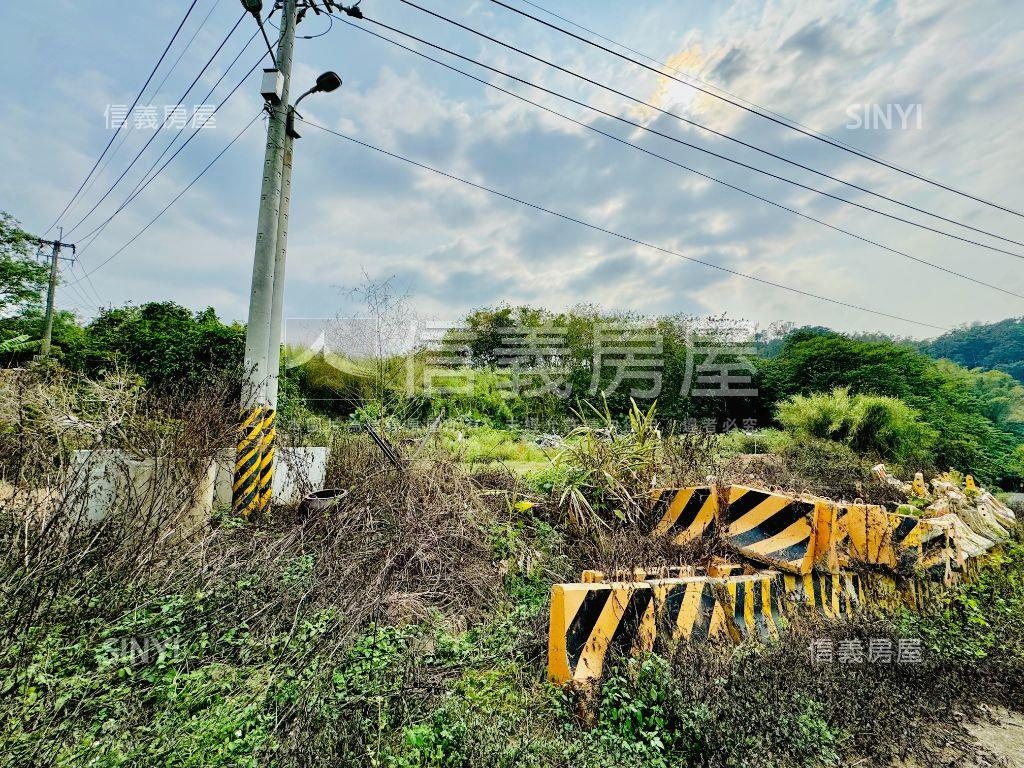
(288, 71, 343, 137)
(294, 70, 343, 108)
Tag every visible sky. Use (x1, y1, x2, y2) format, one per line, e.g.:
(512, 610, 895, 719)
(1, 0, 1022, 340)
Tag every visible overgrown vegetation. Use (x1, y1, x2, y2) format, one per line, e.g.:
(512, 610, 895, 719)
(2, 211, 1024, 765)
(1, 359, 1023, 766)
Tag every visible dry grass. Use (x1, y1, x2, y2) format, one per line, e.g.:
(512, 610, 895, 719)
(0, 366, 502, 766)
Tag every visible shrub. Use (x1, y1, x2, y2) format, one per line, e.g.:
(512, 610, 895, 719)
(777, 387, 937, 467)
(718, 428, 793, 456)
(555, 398, 660, 530)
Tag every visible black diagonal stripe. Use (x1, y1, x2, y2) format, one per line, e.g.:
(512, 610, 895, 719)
(729, 501, 813, 548)
(608, 589, 653, 660)
(692, 583, 715, 641)
(776, 572, 795, 603)
(751, 582, 770, 638)
(750, 534, 813, 567)
(892, 515, 919, 544)
(834, 509, 850, 543)
(823, 575, 835, 613)
(566, 589, 611, 671)
(768, 577, 784, 626)
(668, 487, 712, 535)
(660, 583, 686, 631)
(811, 574, 824, 611)
(651, 489, 674, 521)
(733, 583, 747, 638)
(725, 489, 770, 522)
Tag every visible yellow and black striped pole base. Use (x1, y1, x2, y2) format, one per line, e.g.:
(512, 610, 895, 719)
(256, 408, 277, 514)
(233, 406, 266, 517)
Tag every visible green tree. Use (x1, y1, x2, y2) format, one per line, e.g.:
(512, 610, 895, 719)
(924, 317, 1024, 382)
(0, 308, 87, 367)
(0, 211, 49, 315)
(85, 301, 244, 391)
(759, 331, 1021, 484)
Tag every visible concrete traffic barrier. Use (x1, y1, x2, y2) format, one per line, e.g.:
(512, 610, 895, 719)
(649, 576, 734, 645)
(651, 486, 719, 544)
(69, 449, 216, 527)
(836, 502, 894, 567)
(549, 571, 791, 686)
(548, 581, 656, 686)
(778, 572, 861, 618)
(722, 486, 833, 574)
(718, 573, 786, 641)
(836, 506, 945, 573)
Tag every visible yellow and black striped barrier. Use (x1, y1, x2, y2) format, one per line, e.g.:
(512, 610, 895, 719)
(649, 576, 734, 645)
(722, 486, 835, 575)
(549, 573, 794, 684)
(778, 572, 862, 619)
(860, 572, 944, 614)
(651, 486, 720, 544)
(232, 406, 266, 517)
(722, 573, 786, 641)
(548, 581, 657, 686)
(836, 505, 943, 572)
(836, 503, 894, 567)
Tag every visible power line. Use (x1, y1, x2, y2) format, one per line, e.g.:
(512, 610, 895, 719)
(296, 115, 949, 332)
(67, 0, 224, 226)
(378, 5, 1024, 256)
(41, 0, 200, 237)
(67, 261, 106, 310)
(334, 17, 1024, 301)
(483, 0, 1024, 219)
(68, 251, 106, 307)
(62, 11, 248, 238)
(61, 262, 101, 310)
(516, 0, 880, 163)
(74, 47, 269, 253)
(67, 111, 263, 284)
(151, 0, 226, 97)
(73, 52, 266, 259)
(73, 19, 266, 249)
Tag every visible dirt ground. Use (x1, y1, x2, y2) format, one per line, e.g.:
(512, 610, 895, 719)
(965, 710, 1024, 768)
(897, 708, 1024, 768)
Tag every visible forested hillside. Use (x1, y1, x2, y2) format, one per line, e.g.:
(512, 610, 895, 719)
(923, 318, 1024, 382)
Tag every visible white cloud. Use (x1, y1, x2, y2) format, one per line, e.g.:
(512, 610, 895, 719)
(2, 0, 1022, 338)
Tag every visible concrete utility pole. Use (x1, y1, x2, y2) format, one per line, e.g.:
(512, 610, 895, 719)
(265, 81, 341, 409)
(242, 0, 297, 409)
(266, 109, 295, 413)
(36, 227, 76, 358)
(234, 0, 298, 518)
(233, 0, 346, 516)
(255, 108, 294, 514)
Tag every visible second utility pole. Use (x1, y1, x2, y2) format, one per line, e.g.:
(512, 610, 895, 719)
(37, 227, 76, 358)
(234, 0, 297, 517)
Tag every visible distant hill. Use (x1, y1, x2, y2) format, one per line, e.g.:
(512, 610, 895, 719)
(923, 318, 1024, 382)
